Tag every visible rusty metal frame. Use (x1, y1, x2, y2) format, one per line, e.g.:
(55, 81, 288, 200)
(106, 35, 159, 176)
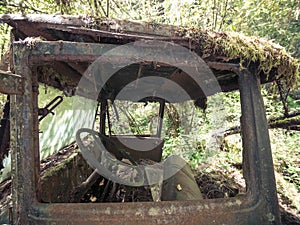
(8, 40, 281, 224)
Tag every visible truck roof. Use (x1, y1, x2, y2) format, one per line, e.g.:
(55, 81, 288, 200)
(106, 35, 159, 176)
(0, 14, 298, 101)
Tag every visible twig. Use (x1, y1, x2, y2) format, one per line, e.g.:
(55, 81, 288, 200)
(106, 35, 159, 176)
(118, 105, 142, 134)
(213, 0, 219, 30)
(109, 182, 118, 201)
(218, 0, 228, 30)
(110, 0, 134, 19)
(276, 79, 290, 117)
(0, 1, 44, 13)
(93, 0, 99, 16)
(100, 180, 111, 202)
(98, 1, 108, 17)
(289, 126, 300, 131)
(224, 112, 300, 137)
(269, 119, 300, 129)
(70, 170, 101, 202)
(269, 110, 300, 122)
(223, 125, 241, 137)
(106, 0, 109, 17)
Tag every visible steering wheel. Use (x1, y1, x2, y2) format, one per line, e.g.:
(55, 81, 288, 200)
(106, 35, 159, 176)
(76, 128, 145, 187)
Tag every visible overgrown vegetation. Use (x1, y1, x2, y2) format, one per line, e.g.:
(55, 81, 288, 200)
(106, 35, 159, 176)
(0, 0, 299, 221)
(187, 30, 299, 88)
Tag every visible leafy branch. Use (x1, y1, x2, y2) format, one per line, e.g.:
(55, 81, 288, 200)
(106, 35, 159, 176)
(224, 110, 300, 137)
(0, 0, 45, 13)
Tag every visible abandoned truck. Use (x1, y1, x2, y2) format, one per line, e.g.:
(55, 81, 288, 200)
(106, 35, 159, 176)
(0, 14, 299, 225)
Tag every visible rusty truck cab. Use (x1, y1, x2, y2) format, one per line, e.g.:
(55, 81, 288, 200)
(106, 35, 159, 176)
(0, 14, 291, 225)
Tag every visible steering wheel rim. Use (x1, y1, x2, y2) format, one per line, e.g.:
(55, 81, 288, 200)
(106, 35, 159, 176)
(76, 128, 145, 187)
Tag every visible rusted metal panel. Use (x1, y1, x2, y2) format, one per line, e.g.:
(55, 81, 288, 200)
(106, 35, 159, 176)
(0, 14, 88, 27)
(7, 39, 281, 224)
(23, 40, 188, 64)
(22, 40, 222, 101)
(26, 187, 278, 225)
(1, 13, 298, 91)
(27, 198, 248, 225)
(238, 68, 281, 224)
(0, 14, 182, 38)
(10, 43, 39, 225)
(7, 39, 253, 99)
(25, 40, 117, 62)
(55, 25, 190, 43)
(0, 70, 24, 95)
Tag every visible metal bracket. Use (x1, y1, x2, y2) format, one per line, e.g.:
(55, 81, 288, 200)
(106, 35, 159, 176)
(38, 96, 63, 122)
(0, 70, 24, 95)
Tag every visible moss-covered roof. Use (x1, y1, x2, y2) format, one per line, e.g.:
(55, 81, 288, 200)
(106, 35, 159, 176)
(0, 14, 298, 90)
(182, 29, 299, 88)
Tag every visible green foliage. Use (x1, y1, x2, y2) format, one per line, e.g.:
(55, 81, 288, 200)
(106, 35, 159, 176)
(231, 0, 300, 58)
(108, 101, 160, 135)
(271, 130, 300, 193)
(0, 23, 9, 60)
(261, 87, 285, 119)
(287, 96, 300, 110)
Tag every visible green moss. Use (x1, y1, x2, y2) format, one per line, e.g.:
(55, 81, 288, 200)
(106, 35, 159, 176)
(180, 29, 299, 89)
(41, 152, 78, 180)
